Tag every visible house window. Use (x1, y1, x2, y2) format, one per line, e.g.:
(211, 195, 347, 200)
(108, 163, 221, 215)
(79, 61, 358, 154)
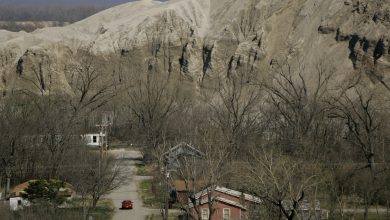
(201, 208, 209, 220)
(93, 136, 97, 143)
(223, 208, 230, 220)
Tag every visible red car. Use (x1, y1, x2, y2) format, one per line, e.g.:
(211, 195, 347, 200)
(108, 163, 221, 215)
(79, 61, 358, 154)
(121, 200, 133, 209)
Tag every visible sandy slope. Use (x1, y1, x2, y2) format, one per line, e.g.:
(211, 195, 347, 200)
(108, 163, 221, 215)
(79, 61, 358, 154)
(0, 0, 389, 94)
(0, 0, 213, 53)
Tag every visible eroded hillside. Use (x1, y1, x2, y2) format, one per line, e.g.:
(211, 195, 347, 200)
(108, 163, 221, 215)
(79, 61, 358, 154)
(0, 0, 389, 95)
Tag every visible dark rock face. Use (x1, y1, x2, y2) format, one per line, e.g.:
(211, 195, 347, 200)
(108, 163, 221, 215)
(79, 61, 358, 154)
(318, 26, 336, 34)
(318, 0, 390, 87)
(202, 44, 214, 77)
(16, 58, 24, 76)
(374, 39, 385, 62)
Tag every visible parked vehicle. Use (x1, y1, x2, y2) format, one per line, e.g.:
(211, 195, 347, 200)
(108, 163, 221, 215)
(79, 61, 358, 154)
(121, 200, 133, 209)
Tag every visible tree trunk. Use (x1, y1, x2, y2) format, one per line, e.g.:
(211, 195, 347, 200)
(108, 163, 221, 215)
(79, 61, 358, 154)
(364, 192, 369, 220)
(6, 177, 10, 198)
(164, 201, 169, 220)
(0, 175, 2, 196)
(83, 203, 89, 220)
(368, 148, 375, 171)
(287, 212, 295, 220)
(92, 192, 100, 208)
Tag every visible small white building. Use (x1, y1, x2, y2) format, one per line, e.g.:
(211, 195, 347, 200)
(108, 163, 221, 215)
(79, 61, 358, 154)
(9, 197, 30, 211)
(83, 133, 105, 146)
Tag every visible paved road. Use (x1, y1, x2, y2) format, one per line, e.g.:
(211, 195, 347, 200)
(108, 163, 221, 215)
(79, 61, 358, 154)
(342, 208, 389, 213)
(106, 149, 158, 220)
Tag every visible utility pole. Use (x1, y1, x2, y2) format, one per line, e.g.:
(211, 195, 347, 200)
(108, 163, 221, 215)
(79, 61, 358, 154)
(163, 166, 170, 220)
(95, 111, 113, 207)
(5, 142, 15, 199)
(5, 169, 10, 199)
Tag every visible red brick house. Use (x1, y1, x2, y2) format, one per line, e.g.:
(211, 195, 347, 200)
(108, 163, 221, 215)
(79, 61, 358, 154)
(189, 186, 261, 220)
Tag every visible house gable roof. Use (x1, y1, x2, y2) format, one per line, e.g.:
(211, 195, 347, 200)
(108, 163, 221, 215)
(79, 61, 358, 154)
(163, 142, 205, 170)
(194, 186, 262, 204)
(163, 142, 204, 159)
(215, 186, 262, 203)
(188, 196, 247, 210)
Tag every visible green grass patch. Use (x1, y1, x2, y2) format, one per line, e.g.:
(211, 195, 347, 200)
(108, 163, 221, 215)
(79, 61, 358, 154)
(109, 142, 143, 150)
(145, 213, 180, 220)
(60, 198, 114, 220)
(138, 179, 160, 208)
(344, 212, 390, 220)
(89, 199, 115, 219)
(136, 164, 154, 176)
(0, 200, 115, 220)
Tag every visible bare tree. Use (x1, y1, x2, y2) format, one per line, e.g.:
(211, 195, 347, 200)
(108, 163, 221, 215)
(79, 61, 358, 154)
(66, 48, 116, 115)
(0, 95, 35, 196)
(64, 147, 122, 220)
(0, 47, 119, 212)
(176, 143, 228, 220)
(14, 47, 117, 178)
(209, 72, 262, 157)
(126, 72, 180, 157)
(158, 119, 230, 220)
(243, 146, 320, 220)
(327, 83, 386, 219)
(328, 86, 381, 170)
(263, 59, 336, 159)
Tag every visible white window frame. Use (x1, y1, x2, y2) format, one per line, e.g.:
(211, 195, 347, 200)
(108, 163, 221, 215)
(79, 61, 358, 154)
(92, 135, 97, 143)
(201, 208, 209, 220)
(223, 208, 230, 220)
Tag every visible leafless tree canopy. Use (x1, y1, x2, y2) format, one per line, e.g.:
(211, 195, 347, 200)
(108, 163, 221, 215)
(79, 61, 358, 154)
(0, 49, 121, 219)
(2, 48, 390, 220)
